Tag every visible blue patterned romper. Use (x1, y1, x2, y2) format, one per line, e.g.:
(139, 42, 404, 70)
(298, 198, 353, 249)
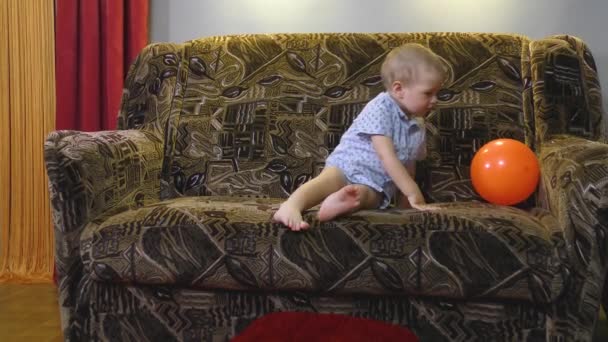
(325, 92, 427, 208)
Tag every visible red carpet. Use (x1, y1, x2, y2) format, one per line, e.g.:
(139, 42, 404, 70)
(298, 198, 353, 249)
(232, 312, 418, 342)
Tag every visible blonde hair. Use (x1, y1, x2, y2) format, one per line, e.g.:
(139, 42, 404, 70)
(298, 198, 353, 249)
(381, 43, 447, 89)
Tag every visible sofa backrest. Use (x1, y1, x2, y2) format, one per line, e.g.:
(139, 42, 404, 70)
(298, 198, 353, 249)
(158, 33, 535, 203)
(118, 42, 183, 136)
(529, 35, 604, 146)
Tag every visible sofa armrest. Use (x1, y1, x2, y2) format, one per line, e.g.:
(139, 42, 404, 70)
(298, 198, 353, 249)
(45, 129, 164, 330)
(540, 135, 607, 219)
(539, 134, 607, 277)
(538, 135, 608, 335)
(539, 134, 608, 240)
(45, 129, 164, 230)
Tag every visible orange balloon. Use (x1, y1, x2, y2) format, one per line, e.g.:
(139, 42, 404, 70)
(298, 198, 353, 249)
(470, 139, 540, 205)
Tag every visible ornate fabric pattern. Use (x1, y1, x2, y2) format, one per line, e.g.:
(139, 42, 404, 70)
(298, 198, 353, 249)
(160, 33, 531, 204)
(68, 281, 549, 341)
(45, 129, 165, 334)
(530, 36, 604, 146)
(537, 135, 608, 338)
(81, 197, 563, 304)
(44, 33, 607, 341)
(118, 42, 183, 134)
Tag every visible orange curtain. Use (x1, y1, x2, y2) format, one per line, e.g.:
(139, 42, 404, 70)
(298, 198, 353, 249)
(0, 0, 55, 282)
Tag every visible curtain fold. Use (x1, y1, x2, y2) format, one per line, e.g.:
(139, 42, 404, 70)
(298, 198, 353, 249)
(0, 0, 56, 282)
(56, 0, 149, 131)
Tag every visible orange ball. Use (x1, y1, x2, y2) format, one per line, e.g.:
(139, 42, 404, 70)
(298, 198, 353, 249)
(470, 139, 540, 205)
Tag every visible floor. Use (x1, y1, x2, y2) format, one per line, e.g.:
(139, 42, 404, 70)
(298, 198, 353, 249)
(0, 283, 606, 341)
(0, 283, 62, 341)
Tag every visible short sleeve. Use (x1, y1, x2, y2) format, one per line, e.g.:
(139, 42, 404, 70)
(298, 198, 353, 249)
(354, 100, 393, 138)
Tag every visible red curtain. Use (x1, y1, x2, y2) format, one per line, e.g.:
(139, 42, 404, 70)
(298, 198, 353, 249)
(55, 0, 149, 131)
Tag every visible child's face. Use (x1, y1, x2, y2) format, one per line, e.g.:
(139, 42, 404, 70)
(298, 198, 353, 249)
(391, 74, 442, 118)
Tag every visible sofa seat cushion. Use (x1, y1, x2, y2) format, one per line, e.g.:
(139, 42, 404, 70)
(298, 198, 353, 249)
(81, 196, 565, 304)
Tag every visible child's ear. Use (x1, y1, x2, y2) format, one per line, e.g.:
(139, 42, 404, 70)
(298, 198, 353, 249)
(391, 80, 404, 93)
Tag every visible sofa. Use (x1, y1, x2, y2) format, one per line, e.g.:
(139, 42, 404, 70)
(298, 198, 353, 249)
(45, 33, 608, 341)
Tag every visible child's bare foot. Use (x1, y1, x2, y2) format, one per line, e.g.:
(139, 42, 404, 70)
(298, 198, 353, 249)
(272, 203, 310, 231)
(318, 185, 362, 221)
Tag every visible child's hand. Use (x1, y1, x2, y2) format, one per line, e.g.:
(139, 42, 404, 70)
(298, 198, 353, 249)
(411, 203, 441, 211)
(408, 192, 440, 211)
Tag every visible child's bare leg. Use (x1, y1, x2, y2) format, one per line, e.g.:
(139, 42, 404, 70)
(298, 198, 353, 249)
(273, 167, 347, 231)
(318, 184, 382, 222)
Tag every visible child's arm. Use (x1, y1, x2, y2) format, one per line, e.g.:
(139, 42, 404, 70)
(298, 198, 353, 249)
(371, 135, 434, 210)
(398, 161, 417, 209)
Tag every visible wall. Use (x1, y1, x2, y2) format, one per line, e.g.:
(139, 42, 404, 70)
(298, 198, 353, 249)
(150, 0, 608, 133)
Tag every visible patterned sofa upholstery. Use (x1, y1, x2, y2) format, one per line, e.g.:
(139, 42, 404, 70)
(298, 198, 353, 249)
(45, 33, 608, 341)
